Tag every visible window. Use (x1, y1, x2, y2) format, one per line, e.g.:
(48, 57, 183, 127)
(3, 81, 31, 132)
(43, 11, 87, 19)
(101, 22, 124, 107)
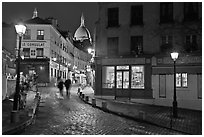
(160, 35, 173, 52)
(36, 48, 43, 57)
(131, 36, 143, 55)
(54, 69, 57, 77)
(30, 50, 36, 56)
(23, 48, 30, 57)
(102, 66, 115, 88)
(108, 7, 119, 27)
(184, 2, 199, 21)
(131, 5, 143, 25)
(159, 74, 166, 98)
(23, 29, 31, 39)
(51, 68, 53, 77)
(131, 66, 144, 89)
(176, 73, 188, 88)
(185, 35, 198, 52)
(107, 37, 118, 56)
(160, 3, 173, 23)
(37, 30, 44, 40)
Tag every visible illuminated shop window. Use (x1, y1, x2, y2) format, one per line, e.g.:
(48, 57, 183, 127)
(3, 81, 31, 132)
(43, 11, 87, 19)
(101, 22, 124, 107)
(116, 66, 129, 89)
(131, 66, 144, 89)
(102, 66, 115, 88)
(176, 73, 188, 88)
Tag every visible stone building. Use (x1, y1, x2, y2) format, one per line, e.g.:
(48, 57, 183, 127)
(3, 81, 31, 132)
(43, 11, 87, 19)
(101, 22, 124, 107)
(95, 2, 202, 110)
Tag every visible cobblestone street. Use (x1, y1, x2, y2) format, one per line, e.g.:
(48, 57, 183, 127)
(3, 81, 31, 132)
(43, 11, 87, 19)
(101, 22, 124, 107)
(21, 87, 184, 135)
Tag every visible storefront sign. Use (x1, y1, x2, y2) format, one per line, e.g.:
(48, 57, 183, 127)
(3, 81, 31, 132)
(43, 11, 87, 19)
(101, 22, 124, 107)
(102, 58, 145, 65)
(158, 56, 202, 64)
(22, 42, 45, 47)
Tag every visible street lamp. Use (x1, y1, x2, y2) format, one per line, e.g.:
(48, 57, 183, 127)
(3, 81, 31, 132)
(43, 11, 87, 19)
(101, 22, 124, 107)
(170, 52, 179, 118)
(11, 23, 26, 123)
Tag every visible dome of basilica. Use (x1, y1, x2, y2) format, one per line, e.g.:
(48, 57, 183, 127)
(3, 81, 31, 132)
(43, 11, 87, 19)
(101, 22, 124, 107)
(74, 14, 92, 43)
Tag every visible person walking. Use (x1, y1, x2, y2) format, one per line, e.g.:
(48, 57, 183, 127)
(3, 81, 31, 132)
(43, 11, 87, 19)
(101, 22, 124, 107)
(64, 79, 71, 98)
(57, 78, 64, 99)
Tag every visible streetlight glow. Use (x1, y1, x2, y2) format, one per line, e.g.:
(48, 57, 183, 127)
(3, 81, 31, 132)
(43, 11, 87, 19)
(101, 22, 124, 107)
(15, 24, 26, 36)
(170, 52, 179, 61)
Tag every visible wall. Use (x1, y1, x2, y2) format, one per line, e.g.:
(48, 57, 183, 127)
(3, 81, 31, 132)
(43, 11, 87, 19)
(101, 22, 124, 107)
(150, 74, 202, 110)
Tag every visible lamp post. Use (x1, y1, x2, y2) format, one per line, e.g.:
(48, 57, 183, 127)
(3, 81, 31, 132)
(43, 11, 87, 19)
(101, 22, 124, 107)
(170, 52, 179, 118)
(11, 23, 26, 123)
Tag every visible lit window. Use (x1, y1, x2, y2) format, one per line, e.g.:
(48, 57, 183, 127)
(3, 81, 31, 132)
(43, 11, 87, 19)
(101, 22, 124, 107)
(102, 66, 115, 88)
(37, 30, 44, 40)
(116, 66, 129, 89)
(176, 73, 188, 88)
(131, 66, 144, 89)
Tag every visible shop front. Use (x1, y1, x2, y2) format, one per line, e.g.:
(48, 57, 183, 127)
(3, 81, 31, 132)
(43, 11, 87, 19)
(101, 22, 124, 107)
(95, 57, 153, 99)
(20, 58, 50, 86)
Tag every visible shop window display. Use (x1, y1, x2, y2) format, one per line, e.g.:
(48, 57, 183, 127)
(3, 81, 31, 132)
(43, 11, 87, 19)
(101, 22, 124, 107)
(102, 66, 115, 88)
(131, 66, 144, 89)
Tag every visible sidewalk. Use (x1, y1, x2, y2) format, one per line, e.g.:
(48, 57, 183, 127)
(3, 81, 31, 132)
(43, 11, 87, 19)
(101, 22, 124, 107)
(79, 86, 202, 135)
(2, 90, 40, 135)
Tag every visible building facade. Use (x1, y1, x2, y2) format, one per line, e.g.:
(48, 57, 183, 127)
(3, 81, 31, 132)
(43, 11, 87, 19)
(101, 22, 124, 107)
(2, 23, 17, 99)
(95, 2, 202, 110)
(18, 9, 91, 86)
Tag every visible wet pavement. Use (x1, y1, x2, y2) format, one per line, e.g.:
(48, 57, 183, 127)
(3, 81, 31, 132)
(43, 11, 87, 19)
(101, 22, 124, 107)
(20, 86, 184, 135)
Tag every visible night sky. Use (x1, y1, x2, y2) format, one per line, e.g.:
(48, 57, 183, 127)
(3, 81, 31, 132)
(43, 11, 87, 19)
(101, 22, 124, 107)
(2, 2, 98, 36)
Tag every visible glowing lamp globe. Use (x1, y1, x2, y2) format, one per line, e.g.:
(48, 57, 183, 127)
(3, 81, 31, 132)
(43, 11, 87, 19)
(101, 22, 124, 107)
(170, 52, 179, 61)
(15, 24, 26, 36)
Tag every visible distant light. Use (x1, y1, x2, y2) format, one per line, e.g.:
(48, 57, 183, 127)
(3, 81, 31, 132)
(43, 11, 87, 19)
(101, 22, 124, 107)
(53, 57, 57, 61)
(88, 48, 92, 54)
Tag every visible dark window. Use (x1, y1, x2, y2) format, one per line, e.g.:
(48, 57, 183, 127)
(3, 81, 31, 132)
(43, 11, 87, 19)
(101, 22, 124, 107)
(107, 37, 118, 56)
(51, 68, 53, 77)
(23, 48, 30, 57)
(23, 29, 31, 39)
(184, 2, 199, 21)
(54, 69, 57, 77)
(185, 35, 198, 52)
(131, 36, 143, 55)
(37, 30, 44, 40)
(131, 5, 143, 25)
(108, 7, 119, 27)
(160, 35, 173, 52)
(36, 48, 44, 57)
(160, 3, 173, 23)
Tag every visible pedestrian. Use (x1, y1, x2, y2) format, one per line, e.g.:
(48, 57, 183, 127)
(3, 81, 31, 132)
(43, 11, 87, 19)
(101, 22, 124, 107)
(57, 78, 64, 98)
(64, 79, 71, 98)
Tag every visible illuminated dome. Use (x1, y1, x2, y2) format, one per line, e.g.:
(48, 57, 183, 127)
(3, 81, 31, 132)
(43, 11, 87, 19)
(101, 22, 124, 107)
(74, 13, 92, 42)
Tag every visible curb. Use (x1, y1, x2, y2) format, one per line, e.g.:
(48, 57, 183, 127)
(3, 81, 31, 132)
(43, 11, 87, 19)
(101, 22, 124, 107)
(79, 94, 190, 135)
(2, 93, 41, 135)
